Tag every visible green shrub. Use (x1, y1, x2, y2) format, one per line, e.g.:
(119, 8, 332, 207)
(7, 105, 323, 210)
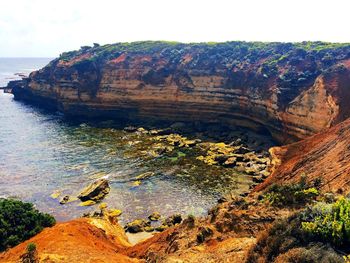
(262, 176, 319, 206)
(246, 210, 344, 263)
(248, 197, 350, 262)
(0, 199, 55, 251)
(302, 197, 350, 247)
(26, 243, 36, 253)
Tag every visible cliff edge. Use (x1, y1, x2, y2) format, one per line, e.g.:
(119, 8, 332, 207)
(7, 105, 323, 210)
(8, 41, 350, 143)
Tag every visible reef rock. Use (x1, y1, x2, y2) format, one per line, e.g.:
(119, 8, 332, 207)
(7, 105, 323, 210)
(78, 179, 110, 202)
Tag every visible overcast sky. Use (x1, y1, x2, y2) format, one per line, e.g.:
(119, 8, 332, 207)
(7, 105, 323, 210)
(0, 0, 349, 57)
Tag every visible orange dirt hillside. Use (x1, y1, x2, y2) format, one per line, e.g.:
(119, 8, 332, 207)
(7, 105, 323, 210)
(0, 218, 139, 263)
(255, 118, 350, 193)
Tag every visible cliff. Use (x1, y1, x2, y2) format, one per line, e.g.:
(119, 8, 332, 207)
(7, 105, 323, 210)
(9, 41, 350, 143)
(255, 117, 350, 193)
(3, 41, 350, 262)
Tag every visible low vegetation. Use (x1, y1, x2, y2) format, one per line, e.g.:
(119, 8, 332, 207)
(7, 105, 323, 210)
(0, 198, 55, 251)
(19, 242, 38, 263)
(302, 197, 350, 247)
(57, 41, 350, 80)
(248, 195, 350, 262)
(262, 175, 320, 206)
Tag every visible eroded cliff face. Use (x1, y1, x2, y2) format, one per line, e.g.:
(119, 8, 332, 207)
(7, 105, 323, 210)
(9, 41, 350, 142)
(255, 117, 350, 193)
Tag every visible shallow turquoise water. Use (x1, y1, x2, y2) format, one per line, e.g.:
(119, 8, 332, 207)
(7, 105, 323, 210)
(0, 58, 257, 223)
(0, 90, 255, 223)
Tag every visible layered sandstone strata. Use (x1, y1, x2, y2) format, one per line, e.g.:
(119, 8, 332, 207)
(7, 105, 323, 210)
(9, 41, 350, 142)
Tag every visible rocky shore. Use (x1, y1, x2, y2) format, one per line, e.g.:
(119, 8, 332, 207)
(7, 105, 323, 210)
(2, 41, 350, 262)
(3, 117, 350, 262)
(48, 125, 272, 234)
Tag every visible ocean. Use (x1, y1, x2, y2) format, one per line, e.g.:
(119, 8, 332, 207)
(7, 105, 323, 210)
(0, 57, 53, 87)
(0, 58, 252, 223)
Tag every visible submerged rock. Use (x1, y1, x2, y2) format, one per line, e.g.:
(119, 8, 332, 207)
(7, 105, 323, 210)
(131, 180, 142, 186)
(152, 143, 174, 155)
(78, 179, 110, 202)
(125, 219, 151, 233)
(148, 212, 161, 221)
(79, 200, 96, 206)
(50, 190, 61, 199)
(106, 209, 123, 219)
(59, 195, 70, 205)
(134, 172, 155, 181)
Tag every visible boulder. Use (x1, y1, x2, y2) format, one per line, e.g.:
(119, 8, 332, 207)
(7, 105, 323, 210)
(230, 138, 242, 146)
(144, 226, 155, 232)
(164, 214, 182, 226)
(223, 157, 237, 167)
(152, 143, 174, 155)
(214, 154, 231, 164)
(59, 195, 70, 205)
(125, 219, 150, 233)
(149, 129, 160, 135)
(78, 179, 110, 202)
(137, 127, 148, 134)
(148, 212, 161, 221)
(155, 225, 168, 232)
(156, 128, 175, 136)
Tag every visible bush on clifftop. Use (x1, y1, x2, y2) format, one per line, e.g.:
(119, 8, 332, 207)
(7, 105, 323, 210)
(0, 198, 56, 251)
(248, 197, 350, 262)
(302, 197, 350, 247)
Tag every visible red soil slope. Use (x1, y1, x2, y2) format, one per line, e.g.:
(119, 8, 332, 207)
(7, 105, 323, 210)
(0, 218, 139, 263)
(256, 118, 350, 193)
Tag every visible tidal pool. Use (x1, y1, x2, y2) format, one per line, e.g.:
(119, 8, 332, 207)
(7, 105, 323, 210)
(0, 90, 272, 224)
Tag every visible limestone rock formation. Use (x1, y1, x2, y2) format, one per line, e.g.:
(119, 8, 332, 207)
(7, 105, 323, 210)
(7, 41, 350, 143)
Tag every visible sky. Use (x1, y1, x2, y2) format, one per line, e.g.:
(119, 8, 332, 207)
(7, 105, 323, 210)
(0, 0, 349, 57)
